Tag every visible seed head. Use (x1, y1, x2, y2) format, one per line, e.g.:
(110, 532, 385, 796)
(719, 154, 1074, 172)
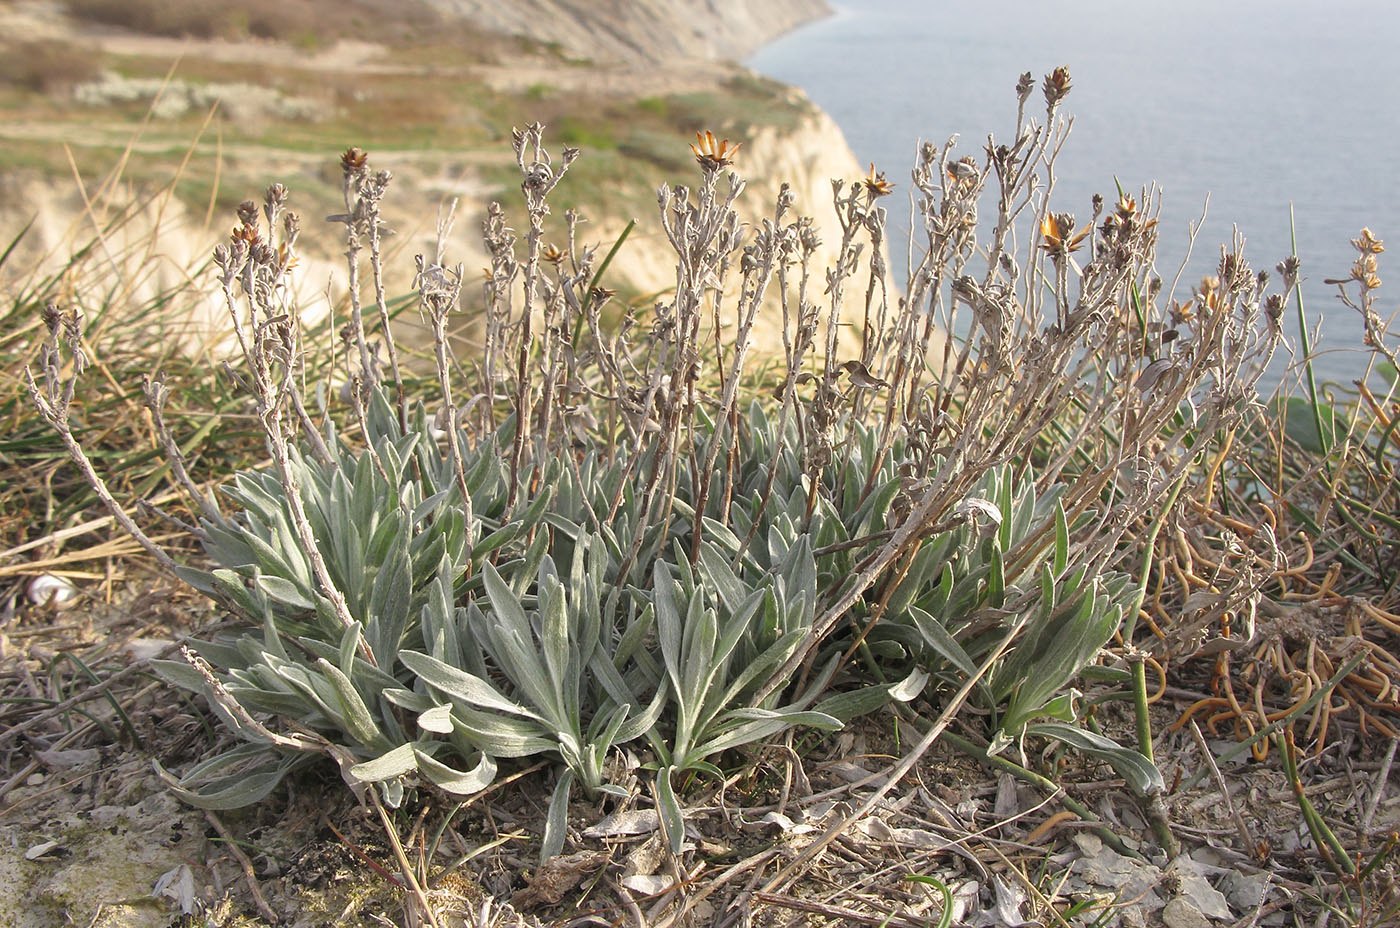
(236, 200, 259, 227)
(340, 147, 368, 174)
(1042, 67, 1072, 108)
(1015, 71, 1034, 103)
(265, 183, 288, 216)
(41, 301, 61, 335)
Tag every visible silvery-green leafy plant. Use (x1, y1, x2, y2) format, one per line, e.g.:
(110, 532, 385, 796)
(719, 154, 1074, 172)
(647, 541, 841, 850)
(148, 392, 530, 807)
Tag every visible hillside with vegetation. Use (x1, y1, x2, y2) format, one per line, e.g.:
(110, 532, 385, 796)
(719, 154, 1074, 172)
(0, 0, 854, 347)
(3, 4, 1400, 928)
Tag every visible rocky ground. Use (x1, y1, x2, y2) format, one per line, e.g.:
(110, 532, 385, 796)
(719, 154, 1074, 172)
(3, 569, 1398, 927)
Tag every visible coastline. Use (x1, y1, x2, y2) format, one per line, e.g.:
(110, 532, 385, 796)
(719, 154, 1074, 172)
(732, 0, 837, 60)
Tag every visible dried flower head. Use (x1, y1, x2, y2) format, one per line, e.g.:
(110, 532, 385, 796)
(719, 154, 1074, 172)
(41, 301, 61, 335)
(1353, 228, 1384, 255)
(1039, 212, 1089, 258)
(1043, 67, 1072, 108)
(236, 200, 259, 227)
(543, 243, 565, 265)
(340, 147, 368, 174)
(522, 161, 554, 193)
(1348, 253, 1382, 290)
(1195, 276, 1222, 311)
(265, 183, 289, 218)
(1016, 71, 1035, 103)
(691, 130, 740, 171)
(863, 163, 895, 197)
(946, 156, 979, 185)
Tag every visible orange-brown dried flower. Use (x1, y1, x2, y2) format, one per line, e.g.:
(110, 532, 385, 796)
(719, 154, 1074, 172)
(691, 130, 740, 171)
(1350, 252, 1382, 289)
(1353, 227, 1384, 255)
(863, 163, 895, 197)
(1195, 276, 1222, 311)
(277, 242, 299, 270)
(1039, 213, 1089, 258)
(1109, 193, 1157, 235)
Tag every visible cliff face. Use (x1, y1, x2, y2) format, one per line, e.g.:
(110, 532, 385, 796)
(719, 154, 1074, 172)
(422, 0, 830, 64)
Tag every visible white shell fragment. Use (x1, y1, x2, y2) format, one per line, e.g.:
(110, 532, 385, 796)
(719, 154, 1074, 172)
(26, 574, 77, 609)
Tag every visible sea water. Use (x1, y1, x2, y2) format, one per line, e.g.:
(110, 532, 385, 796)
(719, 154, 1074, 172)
(749, 0, 1400, 389)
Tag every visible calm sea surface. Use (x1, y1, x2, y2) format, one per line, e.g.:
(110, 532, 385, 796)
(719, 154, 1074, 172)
(749, 0, 1400, 388)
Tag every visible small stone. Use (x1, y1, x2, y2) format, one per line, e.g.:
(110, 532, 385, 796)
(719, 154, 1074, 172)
(1179, 871, 1231, 919)
(1072, 832, 1103, 856)
(1119, 905, 1149, 928)
(1162, 895, 1211, 928)
(620, 874, 673, 895)
(25, 839, 61, 860)
(1223, 871, 1272, 911)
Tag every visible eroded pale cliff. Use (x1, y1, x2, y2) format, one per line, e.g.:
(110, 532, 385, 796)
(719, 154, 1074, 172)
(1, 0, 882, 357)
(421, 0, 830, 65)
